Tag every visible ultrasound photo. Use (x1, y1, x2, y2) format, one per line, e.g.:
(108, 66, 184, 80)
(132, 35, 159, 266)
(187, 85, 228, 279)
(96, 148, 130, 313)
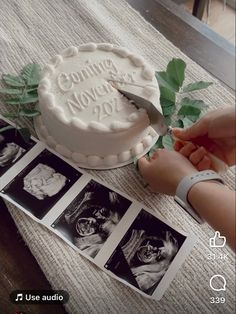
(52, 180, 132, 258)
(105, 209, 186, 296)
(0, 118, 36, 176)
(1, 149, 82, 219)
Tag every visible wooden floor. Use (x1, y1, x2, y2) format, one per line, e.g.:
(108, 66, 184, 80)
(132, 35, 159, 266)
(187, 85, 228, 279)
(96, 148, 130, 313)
(183, 0, 235, 44)
(0, 198, 68, 314)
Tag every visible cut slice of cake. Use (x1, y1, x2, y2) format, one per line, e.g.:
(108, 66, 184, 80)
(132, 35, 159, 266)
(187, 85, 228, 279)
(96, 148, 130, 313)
(34, 43, 161, 169)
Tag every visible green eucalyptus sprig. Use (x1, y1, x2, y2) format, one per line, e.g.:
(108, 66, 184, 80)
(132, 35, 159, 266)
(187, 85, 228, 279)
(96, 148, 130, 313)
(0, 63, 41, 142)
(147, 58, 212, 157)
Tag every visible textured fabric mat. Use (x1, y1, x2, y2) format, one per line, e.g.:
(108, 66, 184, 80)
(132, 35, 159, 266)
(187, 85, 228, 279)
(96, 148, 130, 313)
(0, 0, 235, 313)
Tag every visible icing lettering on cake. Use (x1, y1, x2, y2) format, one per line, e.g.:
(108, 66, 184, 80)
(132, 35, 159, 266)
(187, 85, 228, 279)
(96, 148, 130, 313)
(35, 43, 162, 169)
(57, 59, 118, 91)
(66, 82, 114, 115)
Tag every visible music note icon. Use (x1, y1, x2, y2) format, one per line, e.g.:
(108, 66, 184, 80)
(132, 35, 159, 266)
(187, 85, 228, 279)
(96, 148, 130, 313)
(15, 293, 23, 301)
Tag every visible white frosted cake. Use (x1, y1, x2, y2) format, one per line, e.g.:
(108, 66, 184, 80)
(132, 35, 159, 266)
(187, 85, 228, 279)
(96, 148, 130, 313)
(35, 43, 161, 169)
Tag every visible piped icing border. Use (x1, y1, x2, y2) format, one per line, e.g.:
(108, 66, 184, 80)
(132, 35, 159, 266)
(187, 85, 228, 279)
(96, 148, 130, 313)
(38, 43, 157, 134)
(35, 115, 157, 168)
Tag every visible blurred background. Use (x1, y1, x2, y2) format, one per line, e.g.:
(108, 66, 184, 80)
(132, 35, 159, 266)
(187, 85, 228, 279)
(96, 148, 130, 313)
(174, 0, 235, 44)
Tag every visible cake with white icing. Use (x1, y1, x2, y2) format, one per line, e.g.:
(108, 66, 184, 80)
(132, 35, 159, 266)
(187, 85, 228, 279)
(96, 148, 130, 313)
(35, 43, 161, 169)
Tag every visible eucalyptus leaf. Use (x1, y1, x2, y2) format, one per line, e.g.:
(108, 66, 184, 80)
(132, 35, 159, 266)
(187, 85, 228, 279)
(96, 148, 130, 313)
(185, 97, 206, 107)
(0, 63, 41, 142)
(160, 98, 175, 108)
(178, 105, 201, 117)
(162, 104, 176, 117)
(155, 71, 179, 92)
(0, 125, 15, 133)
(21, 63, 41, 86)
(178, 97, 207, 116)
(2, 74, 25, 87)
(164, 116, 172, 126)
(182, 117, 194, 128)
(159, 86, 176, 103)
(151, 58, 212, 159)
(19, 109, 41, 117)
(156, 136, 164, 149)
(147, 148, 154, 159)
(166, 58, 186, 87)
(148, 136, 164, 158)
(2, 113, 19, 119)
(4, 99, 21, 105)
(5, 94, 38, 105)
(162, 134, 174, 150)
(187, 115, 201, 123)
(172, 119, 184, 128)
(27, 86, 38, 93)
(18, 127, 31, 143)
(182, 81, 213, 93)
(0, 88, 23, 95)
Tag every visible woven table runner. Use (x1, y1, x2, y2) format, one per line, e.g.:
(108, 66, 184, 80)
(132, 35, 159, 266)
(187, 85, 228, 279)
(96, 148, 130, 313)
(0, 0, 235, 313)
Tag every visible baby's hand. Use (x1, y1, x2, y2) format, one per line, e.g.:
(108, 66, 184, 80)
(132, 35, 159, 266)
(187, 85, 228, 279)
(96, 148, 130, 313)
(174, 140, 212, 171)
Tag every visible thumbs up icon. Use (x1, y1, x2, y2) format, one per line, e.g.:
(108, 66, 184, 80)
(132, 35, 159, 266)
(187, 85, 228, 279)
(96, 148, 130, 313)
(209, 231, 226, 248)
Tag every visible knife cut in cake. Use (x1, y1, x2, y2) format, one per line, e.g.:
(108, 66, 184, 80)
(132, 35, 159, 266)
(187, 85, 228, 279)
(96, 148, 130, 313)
(35, 43, 162, 169)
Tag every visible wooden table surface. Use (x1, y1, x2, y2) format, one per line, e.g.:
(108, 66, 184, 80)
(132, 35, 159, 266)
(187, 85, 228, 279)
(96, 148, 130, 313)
(127, 0, 235, 91)
(0, 0, 235, 313)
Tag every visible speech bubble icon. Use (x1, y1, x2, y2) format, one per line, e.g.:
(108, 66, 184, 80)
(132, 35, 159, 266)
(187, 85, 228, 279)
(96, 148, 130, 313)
(209, 275, 226, 291)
